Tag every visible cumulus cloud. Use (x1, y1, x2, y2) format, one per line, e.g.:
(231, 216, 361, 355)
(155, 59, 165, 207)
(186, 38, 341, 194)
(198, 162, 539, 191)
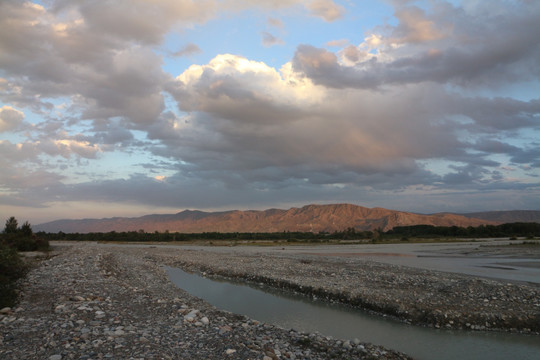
(0, 106, 24, 132)
(293, 1, 540, 89)
(165, 54, 470, 183)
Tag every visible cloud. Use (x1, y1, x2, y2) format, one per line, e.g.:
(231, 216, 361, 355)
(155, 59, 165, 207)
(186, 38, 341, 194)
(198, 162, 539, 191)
(0, 1, 174, 126)
(221, 0, 344, 21)
(51, 0, 217, 45)
(261, 31, 285, 47)
(52, 139, 101, 159)
(306, 0, 345, 22)
(0, 0, 538, 221)
(390, 6, 447, 44)
(267, 17, 284, 28)
(292, 1, 540, 89)
(326, 39, 349, 47)
(0, 106, 25, 132)
(166, 54, 470, 182)
(171, 43, 203, 57)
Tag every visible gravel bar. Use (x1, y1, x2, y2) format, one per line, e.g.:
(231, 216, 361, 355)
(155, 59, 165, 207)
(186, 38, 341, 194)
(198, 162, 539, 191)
(152, 245, 540, 334)
(1, 243, 411, 360)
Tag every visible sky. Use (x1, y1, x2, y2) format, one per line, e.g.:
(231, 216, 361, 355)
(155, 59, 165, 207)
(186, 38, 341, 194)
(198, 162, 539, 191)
(1, 0, 539, 225)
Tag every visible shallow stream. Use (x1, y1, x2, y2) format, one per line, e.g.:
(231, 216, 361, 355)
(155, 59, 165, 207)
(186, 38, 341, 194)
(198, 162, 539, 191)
(166, 267, 539, 360)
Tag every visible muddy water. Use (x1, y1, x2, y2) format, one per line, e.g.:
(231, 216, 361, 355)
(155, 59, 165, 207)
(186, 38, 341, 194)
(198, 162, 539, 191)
(166, 267, 539, 360)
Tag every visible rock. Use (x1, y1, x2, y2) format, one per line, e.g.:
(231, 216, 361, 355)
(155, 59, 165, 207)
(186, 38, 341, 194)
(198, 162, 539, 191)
(219, 325, 232, 335)
(0, 307, 11, 314)
(49, 355, 62, 360)
(184, 309, 199, 322)
(225, 349, 236, 355)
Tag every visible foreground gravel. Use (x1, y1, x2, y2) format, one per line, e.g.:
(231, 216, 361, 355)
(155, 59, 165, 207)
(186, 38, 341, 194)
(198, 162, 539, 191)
(0, 243, 410, 360)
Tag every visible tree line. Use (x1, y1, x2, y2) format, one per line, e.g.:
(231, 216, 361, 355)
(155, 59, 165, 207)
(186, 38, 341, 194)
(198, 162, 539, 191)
(34, 222, 539, 242)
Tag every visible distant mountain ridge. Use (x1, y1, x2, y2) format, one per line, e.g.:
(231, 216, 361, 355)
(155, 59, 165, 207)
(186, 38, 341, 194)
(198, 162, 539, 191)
(32, 203, 535, 234)
(462, 210, 540, 224)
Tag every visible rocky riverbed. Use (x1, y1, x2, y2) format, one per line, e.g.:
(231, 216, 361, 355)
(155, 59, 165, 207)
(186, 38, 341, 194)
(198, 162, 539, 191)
(154, 245, 540, 334)
(1, 242, 411, 360)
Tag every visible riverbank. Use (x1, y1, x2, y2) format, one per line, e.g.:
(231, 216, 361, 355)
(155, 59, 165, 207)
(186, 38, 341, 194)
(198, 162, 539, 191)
(0, 243, 410, 360)
(150, 243, 540, 334)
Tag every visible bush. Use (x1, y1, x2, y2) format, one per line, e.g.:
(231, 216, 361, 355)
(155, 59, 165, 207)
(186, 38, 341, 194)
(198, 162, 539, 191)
(0, 243, 28, 308)
(0, 217, 49, 308)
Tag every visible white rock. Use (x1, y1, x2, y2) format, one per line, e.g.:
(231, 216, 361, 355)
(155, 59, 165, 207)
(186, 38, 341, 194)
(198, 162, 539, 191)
(184, 310, 199, 322)
(0, 307, 11, 314)
(225, 349, 236, 355)
(200, 316, 209, 325)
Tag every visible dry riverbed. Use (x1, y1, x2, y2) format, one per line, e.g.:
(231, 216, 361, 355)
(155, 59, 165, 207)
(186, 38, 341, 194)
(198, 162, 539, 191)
(0, 243, 410, 360)
(1, 241, 539, 359)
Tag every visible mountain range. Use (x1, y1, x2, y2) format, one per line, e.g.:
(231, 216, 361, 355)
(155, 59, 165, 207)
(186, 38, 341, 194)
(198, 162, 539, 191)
(33, 203, 540, 234)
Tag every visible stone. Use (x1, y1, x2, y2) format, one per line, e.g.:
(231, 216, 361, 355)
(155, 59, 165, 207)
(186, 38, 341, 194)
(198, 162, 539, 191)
(219, 325, 232, 335)
(49, 355, 62, 360)
(184, 310, 199, 322)
(225, 349, 236, 355)
(0, 307, 11, 314)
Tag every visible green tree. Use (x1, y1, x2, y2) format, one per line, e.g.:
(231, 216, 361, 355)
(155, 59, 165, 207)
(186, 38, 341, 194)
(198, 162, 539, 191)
(4, 217, 18, 234)
(20, 221, 33, 237)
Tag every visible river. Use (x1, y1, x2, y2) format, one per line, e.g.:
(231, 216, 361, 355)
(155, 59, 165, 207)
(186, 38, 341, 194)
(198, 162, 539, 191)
(167, 266, 539, 360)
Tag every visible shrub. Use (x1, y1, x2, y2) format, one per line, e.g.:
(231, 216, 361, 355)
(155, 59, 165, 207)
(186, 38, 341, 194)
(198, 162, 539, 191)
(0, 243, 28, 308)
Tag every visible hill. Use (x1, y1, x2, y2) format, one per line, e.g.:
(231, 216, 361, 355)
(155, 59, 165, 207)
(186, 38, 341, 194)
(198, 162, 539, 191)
(462, 210, 540, 223)
(34, 203, 499, 233)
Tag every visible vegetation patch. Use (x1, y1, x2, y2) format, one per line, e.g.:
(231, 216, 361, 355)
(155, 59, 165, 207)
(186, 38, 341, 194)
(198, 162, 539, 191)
(0, 217, 49, 308)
